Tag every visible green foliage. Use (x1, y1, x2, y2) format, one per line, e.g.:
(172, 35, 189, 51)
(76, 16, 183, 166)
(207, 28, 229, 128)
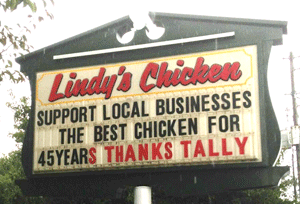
(0, 150, 47, 203)
(0, 150, 24, 203)
(6, 96, 30, 143)
(0, 96, 51, 203)
(0, 97, 26, 203)
(231, 181, 296, 204)
(0, 0, 54, 84)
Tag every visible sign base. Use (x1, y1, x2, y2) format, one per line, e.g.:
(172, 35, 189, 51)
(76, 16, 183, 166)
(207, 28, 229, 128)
(16, 166, 289, 199)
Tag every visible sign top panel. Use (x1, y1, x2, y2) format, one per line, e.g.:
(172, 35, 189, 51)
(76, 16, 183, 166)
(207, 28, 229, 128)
(36, 46, 254, 106)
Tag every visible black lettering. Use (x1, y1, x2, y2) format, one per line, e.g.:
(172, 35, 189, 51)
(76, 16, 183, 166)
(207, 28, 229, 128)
(37, 111, 44, 126)
(59, 128, 67, 144)
(159, 121, 167, 137)
(230, 114, 240, 131)
(80, 148, 88, 164)
(38, 151, 45, 166)
(89, 105, 96, 121)
(47, 150, 54, 166)
(166, 98, 175, 114)
(178, 119, 187, 136)
(143, 121, 152, 138)
(103, 105, 110, 120)
(67, 128, 76, 144)
(122, 102, 130, 118)
(112, 103, 120, 119)
(103, 125, 109, 141)
(185, 96, 190, 113)
(131, 101, 140, 117)
(64, 149, 70, 165)
(156, 99, 164, 115)
(53, 109, 61, 125)
(77, 127, 84, 143)
(134, 122, 142, 139)
(141, 101, 149, 117)
(70, 108, 78, 123)
(94, 126, 102, 142)
(211, 94, 220, 111)
(188, 118, 198, 135)
(119, 123, 127, 140)
(221, 93, 230, 109)
(62, 108, 69, 124)
(219, 115, 229, 132)
(71, 149, 79, 164)
(110, 124, 118, 141)
(176, 97, 184, 114)
(153, 121, 158, 138)
(191, 96, 200, 112)
(232, 92, 241, 109)
(208, 116, 216, 133)
(79, 107, 87, 122)
(167, 120, 176, 136)
(201, 95, 210, 112)
(56, 150, 64, 165)
(243, 91, 252, 108)
(45, 110, 52, 125)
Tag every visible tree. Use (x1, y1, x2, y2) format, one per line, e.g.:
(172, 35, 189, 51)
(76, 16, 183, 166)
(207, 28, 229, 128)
(229, 179, 296, 204)
(0, 1, 54, 201)
(0, 97, 46, 203)
(0, 0, 54, 83)
(6, 96, 30, 144)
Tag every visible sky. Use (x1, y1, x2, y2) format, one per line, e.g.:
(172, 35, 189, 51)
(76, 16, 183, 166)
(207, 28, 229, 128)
(0, 0, 300, 156)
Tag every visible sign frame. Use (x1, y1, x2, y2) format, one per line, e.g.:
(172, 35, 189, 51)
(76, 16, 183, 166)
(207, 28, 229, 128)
(16, 13, 288, 198)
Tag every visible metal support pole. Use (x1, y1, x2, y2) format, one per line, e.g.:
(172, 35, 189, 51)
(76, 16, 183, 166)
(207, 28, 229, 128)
(292, 145, 298, 201)
(134, 186, 152, 204)
(290, 52, 298, 126)
(289, 52, 300, 199)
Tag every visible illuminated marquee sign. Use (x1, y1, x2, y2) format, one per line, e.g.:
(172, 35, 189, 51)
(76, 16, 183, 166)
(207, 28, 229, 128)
(34, 45, 261, 173)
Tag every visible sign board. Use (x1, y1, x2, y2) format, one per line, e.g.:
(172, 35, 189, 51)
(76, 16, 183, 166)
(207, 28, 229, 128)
(34, 45, 261, 173)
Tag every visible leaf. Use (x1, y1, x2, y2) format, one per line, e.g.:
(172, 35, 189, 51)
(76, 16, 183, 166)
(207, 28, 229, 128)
(46, 10, 54, 20)
(8, 60, 12, 67)
(24, 0, 37, 12)
(24, 26, 31, 33)
(13, 42, 18, 49)
(8, 33, 13, 43)
(5, 0, 11, 10)
(38, 16, 44, 22)
(11, 0, 17, 10)
(19, 41, 25, 49)
(22, 35, 27, 42)
(30, 1, 37, 12)
(5, 60, 12, 68)
(0, 37, 6, 46)
(4, 25, 11, 31)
